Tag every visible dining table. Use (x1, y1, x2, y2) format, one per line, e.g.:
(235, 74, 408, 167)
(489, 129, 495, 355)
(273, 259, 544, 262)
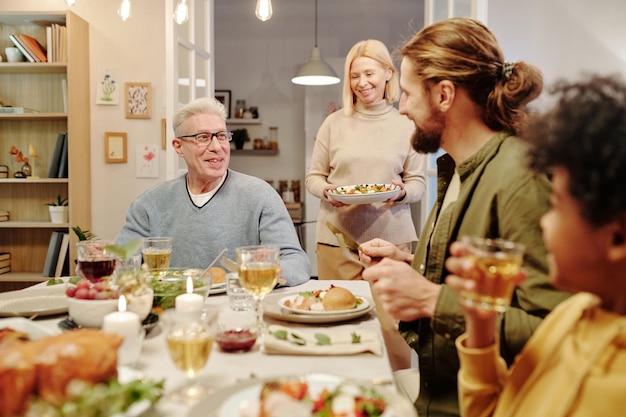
(1, 278, 411, 417)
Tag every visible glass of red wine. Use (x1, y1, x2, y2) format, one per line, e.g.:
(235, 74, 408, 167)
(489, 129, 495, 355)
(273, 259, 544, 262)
(75, 240, 117, 282)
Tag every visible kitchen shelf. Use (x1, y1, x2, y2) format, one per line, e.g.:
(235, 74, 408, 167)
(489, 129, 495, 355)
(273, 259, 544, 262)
(227, 118, 262, 125)
(231, 149, 279, 156)
(0, 221, 70, 229)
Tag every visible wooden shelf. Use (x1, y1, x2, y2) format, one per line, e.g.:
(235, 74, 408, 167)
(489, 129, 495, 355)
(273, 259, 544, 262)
(0, 221, 69, 229)
(0, 11, 90, 279)
(227, 118, 262, 125)
(231, 149, 279, 156)
(0, 62, 67, 74)
(0, 113, 67, 120)
(0, 178, 69, 184)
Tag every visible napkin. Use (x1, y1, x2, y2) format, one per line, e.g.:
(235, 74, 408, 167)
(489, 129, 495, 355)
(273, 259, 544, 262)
(263, 324, 382, 356)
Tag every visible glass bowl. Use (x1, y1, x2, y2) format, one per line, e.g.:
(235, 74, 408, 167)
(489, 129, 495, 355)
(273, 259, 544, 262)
(148, 268, 212, 314)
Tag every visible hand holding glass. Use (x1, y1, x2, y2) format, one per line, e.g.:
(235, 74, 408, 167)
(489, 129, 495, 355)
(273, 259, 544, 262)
(235, 246, 280, 333)
(459, 236, 526, 313)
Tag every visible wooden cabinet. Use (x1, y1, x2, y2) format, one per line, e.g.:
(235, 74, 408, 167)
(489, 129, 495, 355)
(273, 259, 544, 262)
(0, 12, 90, 285)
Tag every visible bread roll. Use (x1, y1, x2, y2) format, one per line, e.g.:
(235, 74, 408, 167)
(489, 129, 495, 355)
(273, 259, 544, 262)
(321, 287, 356, 311)
(209, 267, 226, 285)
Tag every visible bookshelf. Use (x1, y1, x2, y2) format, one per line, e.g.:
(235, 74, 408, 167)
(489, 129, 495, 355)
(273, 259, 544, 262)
(0, 12, 90, 286)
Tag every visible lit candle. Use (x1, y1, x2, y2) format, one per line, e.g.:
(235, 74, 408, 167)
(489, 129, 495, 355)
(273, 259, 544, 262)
(175, 276, 204, 314)
(102, 295, 143, 366)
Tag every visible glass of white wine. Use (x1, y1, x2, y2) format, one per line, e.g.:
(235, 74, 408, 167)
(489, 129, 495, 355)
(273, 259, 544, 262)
(460, 236, 526, 313)
(141, 237, 172, 271)
(235, 245, 280, 337)
(161, 305, 219, 404)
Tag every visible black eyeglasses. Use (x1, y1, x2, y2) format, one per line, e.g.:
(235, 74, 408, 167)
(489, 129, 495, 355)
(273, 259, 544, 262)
(178, 131, 233, 144)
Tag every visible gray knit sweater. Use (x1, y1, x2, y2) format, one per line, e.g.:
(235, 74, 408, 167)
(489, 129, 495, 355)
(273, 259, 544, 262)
(116, 170, 311, 286)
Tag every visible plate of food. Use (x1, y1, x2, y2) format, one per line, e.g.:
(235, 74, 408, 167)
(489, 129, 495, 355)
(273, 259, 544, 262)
(329, 183, 400, 205)
(279, 286, 370, 316)
(262, 287, 374, 324)
(187, 373, 417, 417)
(0, 286, 68, 317)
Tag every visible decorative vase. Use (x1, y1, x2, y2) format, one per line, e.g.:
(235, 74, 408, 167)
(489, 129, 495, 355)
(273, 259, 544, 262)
(21, 162, 32, 177)
(49, 206, 69, 223)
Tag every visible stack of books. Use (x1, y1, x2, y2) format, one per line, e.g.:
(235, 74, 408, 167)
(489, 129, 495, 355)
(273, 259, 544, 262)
(7, 23, 66, 63)
(0, 253, 10, 275)
(0, 210, 9, 222)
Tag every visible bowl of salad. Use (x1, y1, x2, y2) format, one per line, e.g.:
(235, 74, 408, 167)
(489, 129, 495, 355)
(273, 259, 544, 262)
(148, 268, 212, 314)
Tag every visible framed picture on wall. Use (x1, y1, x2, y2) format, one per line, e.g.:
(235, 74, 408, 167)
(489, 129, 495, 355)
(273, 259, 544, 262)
(104, 132, 127, 163)
(215, 90, 231, 119)
(125, 82, 152, 119)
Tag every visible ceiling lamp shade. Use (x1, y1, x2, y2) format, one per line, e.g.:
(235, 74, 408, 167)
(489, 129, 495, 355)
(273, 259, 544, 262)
(255, 0, 273, 22)
(292, 46, 340, 86)
(291, 0, 340, 86)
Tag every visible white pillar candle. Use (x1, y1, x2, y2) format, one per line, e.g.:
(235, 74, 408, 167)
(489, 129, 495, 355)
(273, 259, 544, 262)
(102, 295, 143, 366)
(175, 276, 204, 314)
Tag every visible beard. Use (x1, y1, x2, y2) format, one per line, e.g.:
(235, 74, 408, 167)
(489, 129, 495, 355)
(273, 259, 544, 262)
(411, 106, 445, 154)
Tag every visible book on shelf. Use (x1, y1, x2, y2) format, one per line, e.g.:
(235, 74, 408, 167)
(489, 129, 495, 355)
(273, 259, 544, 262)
(0, 266, 10, 275)
(48, 132, 66, 178)
(58, 132, 69, 178)
(0, 211, 9, 222)
(43, 231, 64, 277)
(0, 107, 39, 114)
(54, 232, 70, 278)
(8, 34, 35, 63)
(15, 33, 47, 63)
(0, 253, 10, 262)
(0, 258, 10, 269)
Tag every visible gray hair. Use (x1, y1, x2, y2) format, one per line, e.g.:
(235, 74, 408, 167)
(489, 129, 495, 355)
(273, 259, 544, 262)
(172, 97, 228, 137)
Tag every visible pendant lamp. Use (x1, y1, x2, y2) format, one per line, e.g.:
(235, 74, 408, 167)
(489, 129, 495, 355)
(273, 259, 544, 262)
(291, 0, 340, 86)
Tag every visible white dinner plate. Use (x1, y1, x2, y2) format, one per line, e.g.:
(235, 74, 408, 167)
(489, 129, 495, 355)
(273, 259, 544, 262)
(209, 282, 227, 295)
(262, 293, 374, 324)
(278, 293, 370, 316)
(0, 286, 68, 317)
(0, 316, 58, 339)
(329, 183, 400, 205)
(187, 373, 417, 417)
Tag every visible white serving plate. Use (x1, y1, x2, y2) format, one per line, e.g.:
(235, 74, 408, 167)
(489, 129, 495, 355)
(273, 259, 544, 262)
(186, 373, 417, 417)
(329, 183, 400, 205)
(0, 316, 58, 339)
(278, 293, 370, 316)
(0, 286, 68, 317)
(209, 282, 227, 295)
(262, 293, 374, 324)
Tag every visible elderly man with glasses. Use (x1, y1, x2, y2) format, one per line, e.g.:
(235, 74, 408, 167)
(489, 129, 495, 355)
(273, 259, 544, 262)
(116, 97, 310, 286)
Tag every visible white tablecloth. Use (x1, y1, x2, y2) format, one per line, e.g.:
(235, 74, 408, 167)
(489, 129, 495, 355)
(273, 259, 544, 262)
(17, 279, 396, 416)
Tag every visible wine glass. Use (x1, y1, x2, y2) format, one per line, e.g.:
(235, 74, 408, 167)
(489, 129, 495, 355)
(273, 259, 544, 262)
(235, 245, 280, 337)
(161, 306, 220, 403)
(459, 236, 526, 313)
(75, 240, 117, 282)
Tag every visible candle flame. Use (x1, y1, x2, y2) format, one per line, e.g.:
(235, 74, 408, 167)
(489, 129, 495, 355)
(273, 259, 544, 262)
(118, 295, 127, 312)
(186, 276, 193, 294)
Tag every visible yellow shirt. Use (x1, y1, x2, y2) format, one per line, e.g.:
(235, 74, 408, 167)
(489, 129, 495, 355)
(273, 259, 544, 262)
(456, 293, 626, 417)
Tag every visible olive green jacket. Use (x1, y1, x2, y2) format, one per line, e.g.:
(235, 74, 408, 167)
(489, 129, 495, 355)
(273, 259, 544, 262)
(399, 132, 572, 417)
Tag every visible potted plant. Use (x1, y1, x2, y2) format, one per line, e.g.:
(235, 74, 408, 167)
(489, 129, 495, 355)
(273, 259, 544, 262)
(46, 195, 69, 223)
(232, 128, 250, 150)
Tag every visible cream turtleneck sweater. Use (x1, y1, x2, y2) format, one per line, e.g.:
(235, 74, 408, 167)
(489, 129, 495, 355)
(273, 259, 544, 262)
(305, 100, 426, 246)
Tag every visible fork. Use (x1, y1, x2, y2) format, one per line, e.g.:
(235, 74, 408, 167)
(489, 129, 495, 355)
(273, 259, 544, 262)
(335, 233, 369, 269)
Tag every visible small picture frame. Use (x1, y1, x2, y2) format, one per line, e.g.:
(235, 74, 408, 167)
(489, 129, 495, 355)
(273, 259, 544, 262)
(104, 132, 128, 163)
(125, 82, 152, 119)
(215, 90, 231, 119)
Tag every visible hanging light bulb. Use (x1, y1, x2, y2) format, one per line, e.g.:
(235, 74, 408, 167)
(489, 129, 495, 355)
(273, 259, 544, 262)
(118, 0, 132, 22)
(255, 0, 273, 22)
(291, 0, 340, 86)
(173, 0, 189, 25)
(65, 0, 78, 6)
